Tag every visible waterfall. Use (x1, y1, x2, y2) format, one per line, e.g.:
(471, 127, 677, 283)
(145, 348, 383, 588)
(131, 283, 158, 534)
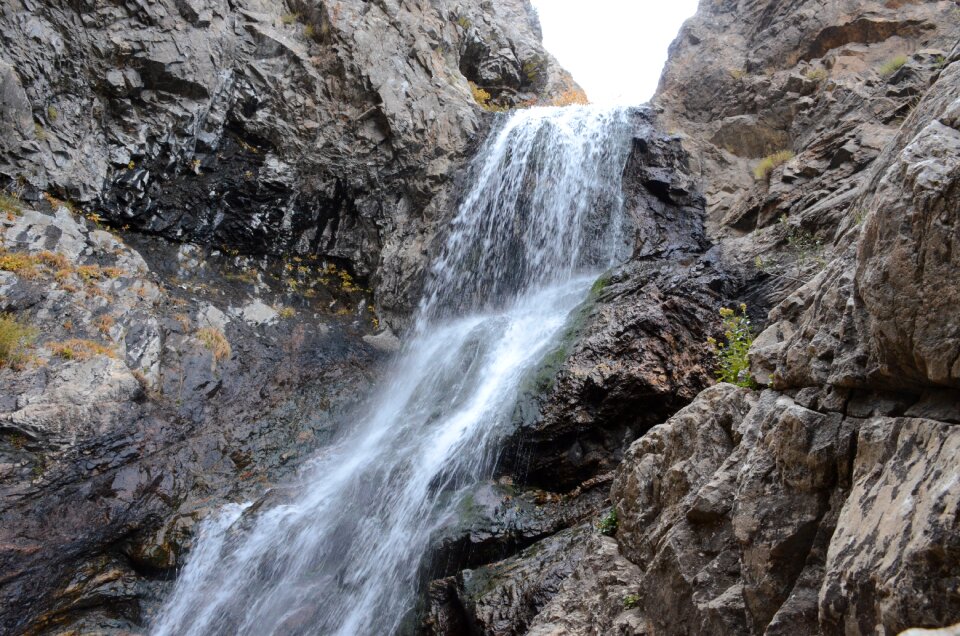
(152, 105, 632, 636)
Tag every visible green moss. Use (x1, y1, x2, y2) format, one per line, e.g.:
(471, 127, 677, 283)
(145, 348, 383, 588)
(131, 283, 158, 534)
(590, 272, 612, 296)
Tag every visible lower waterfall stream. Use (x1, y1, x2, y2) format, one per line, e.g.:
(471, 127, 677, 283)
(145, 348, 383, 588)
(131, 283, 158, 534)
(152, 105, 633, 636)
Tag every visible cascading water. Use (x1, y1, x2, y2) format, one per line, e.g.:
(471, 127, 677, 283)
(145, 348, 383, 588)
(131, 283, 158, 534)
(152, 105, 633, 636)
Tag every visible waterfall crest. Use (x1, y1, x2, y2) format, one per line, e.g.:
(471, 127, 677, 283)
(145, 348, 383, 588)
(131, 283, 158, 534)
(152, 105, 632, 636)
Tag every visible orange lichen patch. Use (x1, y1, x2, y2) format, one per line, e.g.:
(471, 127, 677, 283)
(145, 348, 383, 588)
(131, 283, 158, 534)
(550, 86, 589, 106)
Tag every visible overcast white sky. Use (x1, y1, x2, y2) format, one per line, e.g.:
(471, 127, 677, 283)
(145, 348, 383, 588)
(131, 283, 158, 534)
(530, 0, 700, 105)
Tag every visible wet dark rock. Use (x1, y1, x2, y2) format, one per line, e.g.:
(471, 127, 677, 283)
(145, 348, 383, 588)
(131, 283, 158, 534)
(497, 113, 732, 491)
(0, 205, 379, 633)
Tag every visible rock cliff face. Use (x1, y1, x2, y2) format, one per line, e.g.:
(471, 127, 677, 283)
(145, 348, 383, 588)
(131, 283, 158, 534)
(0, 0, 575, 325)
(2, 0, 959, 634)
(425, 1, 960, 635)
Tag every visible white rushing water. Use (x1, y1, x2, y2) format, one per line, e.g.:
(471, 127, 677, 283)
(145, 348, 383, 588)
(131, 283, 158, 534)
(152, 105, 632, 636)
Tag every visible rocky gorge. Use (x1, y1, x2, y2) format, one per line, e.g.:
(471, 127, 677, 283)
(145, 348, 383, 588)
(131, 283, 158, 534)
(1, 0, 958, 635)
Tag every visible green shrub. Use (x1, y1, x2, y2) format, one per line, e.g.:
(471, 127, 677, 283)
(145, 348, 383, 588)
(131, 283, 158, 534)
(707, 304, 756, 388)
(753, 150, 795, 181)
(623, 594, 641, 610)
(0, 313, 36, 368)
(879, 55, 908, 77)
(597, 509, 618, 536)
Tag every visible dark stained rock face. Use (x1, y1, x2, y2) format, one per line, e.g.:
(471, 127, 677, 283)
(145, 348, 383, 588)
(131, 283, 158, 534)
(0, 0, 577, 325)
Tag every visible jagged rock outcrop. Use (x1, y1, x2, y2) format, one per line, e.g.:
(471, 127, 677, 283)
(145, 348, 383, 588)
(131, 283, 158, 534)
(2, 0, 958, 633)
(0, 0, 575, 324)
(428, 2, 960, 635)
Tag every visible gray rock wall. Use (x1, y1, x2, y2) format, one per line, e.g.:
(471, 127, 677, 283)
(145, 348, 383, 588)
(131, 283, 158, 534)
(0, 0, 576, 324)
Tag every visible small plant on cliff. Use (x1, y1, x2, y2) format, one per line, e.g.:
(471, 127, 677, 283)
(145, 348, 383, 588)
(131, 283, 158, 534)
(597, 509, 618, 536)
(779, 214, 825, 267)
(0, 191, 23, 217)
(878, 54, 908, 77)
(469, 82, 507, 112)
(196, 327, 231, 363)
(707, 304, 756, 388)
(753, 150, 794, 181)
(0, 313, 37, 369)
(804, 68, 828, 82)
(623, 594, 641, 610)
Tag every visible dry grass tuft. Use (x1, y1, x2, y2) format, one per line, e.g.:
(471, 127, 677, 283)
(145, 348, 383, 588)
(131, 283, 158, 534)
(0, 313, 37, 368)
(49, 338, 116, 361)
(196, 327, 231, 363)
(753, 150, 795, 180)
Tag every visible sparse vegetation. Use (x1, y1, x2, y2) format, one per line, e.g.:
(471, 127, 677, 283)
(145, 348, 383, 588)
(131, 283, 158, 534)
(278, 306, 296, 319)
(522, 57, 545, 86)
(707, 304, 756, 388)
(729, 68, 747, 81)
(804, 68, 828, 82)
(47, 105, 58, 121)
(779, 214, 825, 266)
(196, 327, 231, 363)
(878, 55, 908, 77)
(49, 338, 115, 361)
(597, 509, 618, 536)
(0, 313, 37, 368)
(0, 250, 38, 277)
(95, 314, 115, 334)
(753, 150, 795, 181)
(280, 12, 299, 25)
(0, 191, 22, 217)
(623, 594, 641, 610)
(469, 82, 507, 112)
(0, 248, 126, 289)
(933, 55, 947, 70)
(456, 15, 472, 30)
